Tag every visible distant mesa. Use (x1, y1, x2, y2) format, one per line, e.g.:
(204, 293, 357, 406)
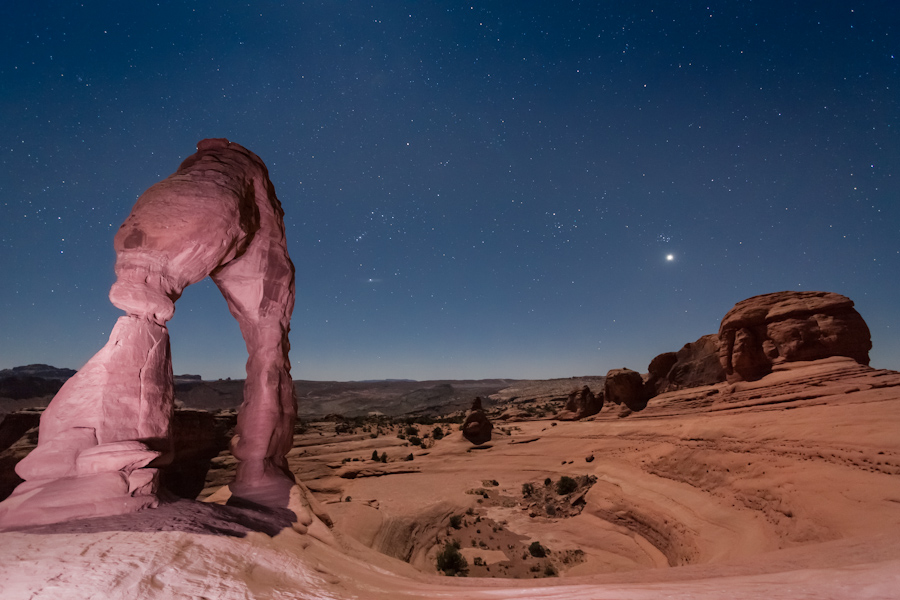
(718, 291, 871, 383)
(0, 364, 76, 382)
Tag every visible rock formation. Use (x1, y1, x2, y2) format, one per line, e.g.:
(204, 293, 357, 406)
(462, 397, 493, 445)
(646, 334, 725, 395)
(604, 368, 647, 411)
(557, 385, 603, 420)
(0, 139, 299, 529)
(718, 291, 872, 383)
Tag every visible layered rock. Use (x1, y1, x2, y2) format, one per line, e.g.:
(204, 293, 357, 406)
(718, 291, 872, 383)
(646, 334, 725, 395)
(604, 369, 647, 411)
(0, 139, 299, 529)
(557, 385, 603, 420)
(462, 397, 493, 445)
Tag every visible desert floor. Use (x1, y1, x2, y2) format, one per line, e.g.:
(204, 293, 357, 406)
(2, 357, 900, 599)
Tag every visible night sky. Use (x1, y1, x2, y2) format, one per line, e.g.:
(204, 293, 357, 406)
(1, 2, 898, 381)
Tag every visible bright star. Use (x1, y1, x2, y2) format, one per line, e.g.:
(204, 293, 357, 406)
(666, 254, 675, 261)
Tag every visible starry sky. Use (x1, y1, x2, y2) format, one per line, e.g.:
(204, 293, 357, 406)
(1, 1, 898, 381)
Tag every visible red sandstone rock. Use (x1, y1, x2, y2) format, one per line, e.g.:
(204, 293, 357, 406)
(647, 334, 725, 395)
(462, 397, 493, 445)
(557, 385, 603, 420)
(0, 139, 298, 529)
(718, 291, 872, 383)
(604, 369, 647, 411)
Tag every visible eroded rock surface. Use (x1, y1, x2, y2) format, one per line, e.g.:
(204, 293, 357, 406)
(0, 139, 298, 529)
(557, 385, 603, 420)
(646, 334, 725, 395)
(604, 368, 647, 411)
(718, 291, 871, 383)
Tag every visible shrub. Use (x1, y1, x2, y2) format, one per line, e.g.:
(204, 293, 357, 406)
(473, 557, 485, 566)
(436, 540, 468, 576)
(555, 476, 578, 495)
(371, 450, 379, 461)
(522, 482, 535, 497)
(432, 426, 444, 440)
(449, 514, 463, 529)
(380, 452, 387, 463)
(409, 436, 422, 447)
(405, 425, 419, 436)
(544, 564, 557, 576)
(544, 477, 552, 487)
(528, 541, 547, 558)
(405, 453, 414, 461)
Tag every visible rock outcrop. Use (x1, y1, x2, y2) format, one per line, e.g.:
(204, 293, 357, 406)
(0, 139, 300, 530)
(462, 397, 493, 445)
(646, 334, 725, 395)
(604, 369, 647, 411)
(718, 291, 872, 383)
(557, 385, 603, 420)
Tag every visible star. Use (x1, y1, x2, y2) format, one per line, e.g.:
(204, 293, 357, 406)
(666, 254, 675, 262)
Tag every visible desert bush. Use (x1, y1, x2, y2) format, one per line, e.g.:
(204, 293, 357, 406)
(473, 557, 485, 566)
(409, 436, 423, 446)
(449, 514, 463, 529)
(405, 453, 414, 461)
(432, 426, 444, 440)
(528, 541, 547, 558)
(404, 425, 419, 436)
(522, 482, 535, 497)
(544, 477, 552, 487)
(555, 475, 578, 495)
(436, 540, 468, 576)
(544, 564, 557, 576)
(380, 452, 387, 463)
(371, 450, 379, 461)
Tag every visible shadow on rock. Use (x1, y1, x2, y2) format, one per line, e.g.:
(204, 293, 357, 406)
(7, 498, 296, 538)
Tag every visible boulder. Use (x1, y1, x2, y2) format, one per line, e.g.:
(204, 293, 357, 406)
(462, 397, 493, 445)
(604, 369, 647, 411)
(718, 291, 872, 383)
(646, 334, 725, 395)
(557, 385, 603, 420)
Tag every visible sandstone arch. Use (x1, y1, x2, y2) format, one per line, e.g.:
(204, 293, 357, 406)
(0, 139, 301, 528)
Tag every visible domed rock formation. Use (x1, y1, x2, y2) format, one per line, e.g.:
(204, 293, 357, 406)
(462, 397, 493, 445)
(604, 369, 647, 411)
(646, 334, 725, 395)
(0, 139, 300, 530)
(557, 385, 603, 420)
(718, 291, 872, 383)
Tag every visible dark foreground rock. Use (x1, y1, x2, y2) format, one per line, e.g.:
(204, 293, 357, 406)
(462, 397, 493, 445)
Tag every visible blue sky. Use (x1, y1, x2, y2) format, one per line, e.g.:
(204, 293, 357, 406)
(1, 1, 897, 380)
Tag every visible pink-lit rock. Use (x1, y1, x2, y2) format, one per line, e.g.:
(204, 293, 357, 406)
(0, 139, 298, 529)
